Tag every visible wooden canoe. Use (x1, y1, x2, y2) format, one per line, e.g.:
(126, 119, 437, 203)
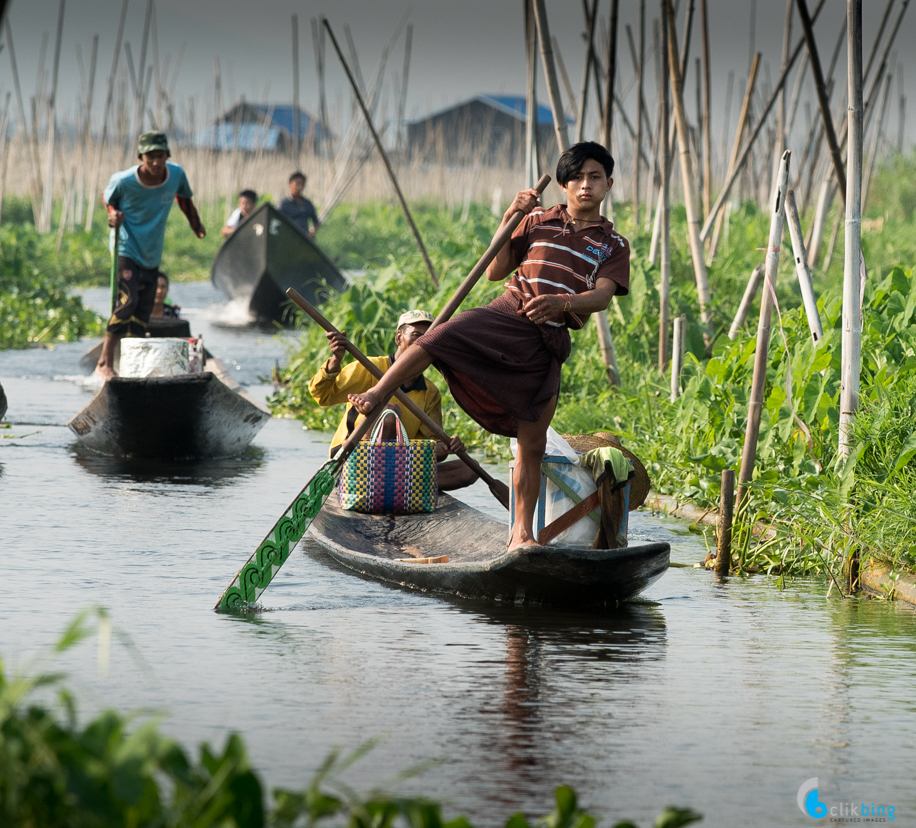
(307, 493, 670, 607)
(210, 202, 347, 324)
(67, 354, 270, 460)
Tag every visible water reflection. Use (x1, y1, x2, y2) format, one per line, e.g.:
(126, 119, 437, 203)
(71, 445, 266, 486)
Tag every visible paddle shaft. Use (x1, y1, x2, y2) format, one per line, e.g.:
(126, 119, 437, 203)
(287, 289, 511, 509)
(430, 173, 551, 329)
(109, 228, 119, 315)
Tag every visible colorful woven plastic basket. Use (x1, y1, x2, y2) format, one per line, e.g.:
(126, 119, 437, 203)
(338, 410, 438, 513)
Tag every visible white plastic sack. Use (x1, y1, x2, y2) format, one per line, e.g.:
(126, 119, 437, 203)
(120, 338, 190, 378)
(510, 427, 579, 464)
(542, 460, 598, 546)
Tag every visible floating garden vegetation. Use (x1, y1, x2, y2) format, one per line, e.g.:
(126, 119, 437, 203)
(271, 160, 916, 583)
(0, 611, 702, 828)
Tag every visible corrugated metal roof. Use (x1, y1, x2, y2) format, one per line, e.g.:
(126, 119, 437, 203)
(409, 95, 562, 126)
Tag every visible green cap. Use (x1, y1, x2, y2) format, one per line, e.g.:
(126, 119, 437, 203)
(137, 131, 170, 157)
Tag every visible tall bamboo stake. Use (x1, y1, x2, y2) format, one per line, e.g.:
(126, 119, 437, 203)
(670, 314, 686, 401)
(40, 0, 65, 235)
(85, 0, 129, 231)
(839, 0, 863, 460)
(601, 0, 619, 151)
(897, 62, 905, 152)
(525, 0, 538, 188)
(5, 21, 42, 224)
(323, 19, 438, 288)
(532, 0, 570, 159)
(862, 72, 894, 207)
(575, 0, 599, 144)
(700, 0, 712, 219)
(291, 14, 300, 161)
(699, 0, 827, 243)
(552, 36, 578, 128)
(634, 0, 645, 228)
(728, 264, 765, 340)
(862, 0, 895, 89)
(785, 190, 823, 343)
(658, 0, 671, 372)
(771, 0, 793, 199)
(707, 53, 760, 263)
(665, 0, 712, 344)
(796, 0, 846, 202)
(396, 23, 412, 155)
(736, 150, 791, 513)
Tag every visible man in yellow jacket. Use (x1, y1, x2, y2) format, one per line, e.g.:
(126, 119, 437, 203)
(308, 310, 477, 491)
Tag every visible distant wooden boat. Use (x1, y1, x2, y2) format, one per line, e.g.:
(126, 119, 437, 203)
(307, 494, 670, 607)
(211, 202, 347, 324)
(0, 380, 6, 422)
(67, 352, 270, 460)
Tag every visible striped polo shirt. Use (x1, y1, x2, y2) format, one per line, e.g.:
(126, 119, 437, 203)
(505, 204, 630, 330)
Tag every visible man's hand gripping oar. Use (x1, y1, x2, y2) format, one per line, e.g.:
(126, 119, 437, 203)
(286, 289, 512, 510)
(214, 173, 550, 612)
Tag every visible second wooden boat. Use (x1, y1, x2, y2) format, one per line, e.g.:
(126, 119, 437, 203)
(211, 202, 348, 324)
(307, 493, 669, 607)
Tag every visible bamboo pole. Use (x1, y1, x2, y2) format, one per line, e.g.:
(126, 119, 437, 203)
(670, 314, 686, 402)
(0, 91, 11, 226)
(839, 0, 863, 460)
(601, 0, 619, 151)
(785, 190, 823, 344)
(665, 0, 713, 344)
(727, 264, 764, 340)
(658, 0, 671, 372)
(291, 14, 300, 161)
(715, 469, 735, 575)
(699, 0, 827, 243)
(796, 0, 846, 202)
(40, 0, 65, 235)
(707, 54, 760, 264)
(323, 19, 438, 288)
(736, 150, 790, 513)
(576, 0, 599, 144)
(552, 36, 578, 129)
(771, 0, 793, 199)
(5, 21, 42, 224)
(863, 72, 894, 208)
(85, 0, 128, 231)
(898, 62, 905, 153)
(634, 0, 645, 228)
(700, 0, 712, 219)
(532, 0, 571, 158)
(862, 0, 895, 89)
(525, 0, 538, 188)
(396, 23, 412, 155)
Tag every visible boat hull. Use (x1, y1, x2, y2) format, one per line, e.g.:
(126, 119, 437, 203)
(67, 372, 270, 459)
(210, 202, 347, 324)
(308, 494, 669, 607)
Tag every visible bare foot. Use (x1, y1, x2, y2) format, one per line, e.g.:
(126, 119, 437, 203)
(95, 363, 117, 380)
(507, 527, 540, 550)
(348, 389, 379, 414)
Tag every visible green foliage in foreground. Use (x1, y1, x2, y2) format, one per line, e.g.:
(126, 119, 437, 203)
(0, 611, 702, 828)
(271, 178, 916, 581)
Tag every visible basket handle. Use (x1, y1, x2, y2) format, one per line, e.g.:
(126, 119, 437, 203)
(369, 408, 408, 445)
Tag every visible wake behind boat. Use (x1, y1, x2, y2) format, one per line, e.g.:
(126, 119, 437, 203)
(307, 493, 670, 607)
(211, 202, 348, 325)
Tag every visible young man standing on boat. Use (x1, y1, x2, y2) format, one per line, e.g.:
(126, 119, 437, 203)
(309, 310, 477, 492)
(278, 172, 320, 238)
(95, 132, 206, 379)
(348, 141, 629, 549)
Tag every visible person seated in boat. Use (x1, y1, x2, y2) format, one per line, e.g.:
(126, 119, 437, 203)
(150, 273, 181, 319)
(278, 171, 320, 238)
(308, 310, 477, 492)
(96, 131, 205, 379)
(347, 141, 630, 550)
(221, 189, 257, 237)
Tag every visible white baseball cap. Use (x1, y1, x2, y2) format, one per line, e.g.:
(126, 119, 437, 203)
(397, 309, 435, 329)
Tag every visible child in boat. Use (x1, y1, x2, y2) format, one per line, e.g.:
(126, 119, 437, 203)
(150, 273, 180, 319)
(347, 142, 630, 549)
(221, 189, 257, 237)
(96, 132, 205, 378)
(278, 171, 320, 238)
(308, 310, 477, 492)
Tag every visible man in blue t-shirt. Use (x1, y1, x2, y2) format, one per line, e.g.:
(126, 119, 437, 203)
(95, 131, 206, 378)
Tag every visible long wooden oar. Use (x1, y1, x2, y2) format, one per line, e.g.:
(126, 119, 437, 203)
(214, 173, 550, 611)
(286, 288, 511, 510)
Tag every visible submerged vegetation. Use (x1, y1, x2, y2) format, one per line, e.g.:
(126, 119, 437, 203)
(272, 155, 916, 584)
(0, 612, 702, 828)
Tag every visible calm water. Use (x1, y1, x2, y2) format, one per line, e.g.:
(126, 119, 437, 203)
(1, 282, 915, 827)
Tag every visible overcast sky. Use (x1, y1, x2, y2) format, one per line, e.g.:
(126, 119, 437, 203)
(2, 0, 913, 150)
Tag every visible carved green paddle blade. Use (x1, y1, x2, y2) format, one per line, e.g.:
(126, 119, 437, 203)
(215, 461, 340, 611)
